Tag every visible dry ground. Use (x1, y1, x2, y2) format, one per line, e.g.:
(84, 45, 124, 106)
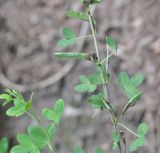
(0, 0, 160, 153)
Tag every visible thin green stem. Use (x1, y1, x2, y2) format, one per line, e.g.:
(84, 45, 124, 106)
(88, 8, 109, 101)
(88, 11, 100, 60)
(76, 35, 93, 40)
(118, 122, 140, 137)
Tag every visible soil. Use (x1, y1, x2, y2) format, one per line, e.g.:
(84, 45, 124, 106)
(0, 0, 160, 153)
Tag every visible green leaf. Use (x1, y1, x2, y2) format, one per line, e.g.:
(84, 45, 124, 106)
(25, 101, 31, 110)
(11, 145, 30, 153)
(112, 142, 118, 150)
(106, 37, 117, 51)
(63, 27, 75, 39)
(28, 126, 48, 148)
(0, 137, 8, 153)
(6, 104, 26, 117)
(54, 99, 64, 124)
(0, 94, 12, 100)
(88, 74, 102, 84)
(112, 132, 120, 143)
(90, 0, 102, 4)
(17, 133, 34, 148)
(30, 148, 40, 153)
(79, 75, 90, 84)
(95, 147, 104, 153)
(74, 146, 84, 153)
(129, 74, 144, 87)
(129, 137, 145, 152)
(42, 108, 56, 121)
(55, 52, 88, 59)
(118, 72, 129, 88)
(138, 123, 148, 137)
(74, 84, 96, 92)
(57, 38, 76, 48)
(65, 10, 89, 21)
(125, 87, 139, 99)
(128, 92, 143, 106)
(88, 94, 105, 108)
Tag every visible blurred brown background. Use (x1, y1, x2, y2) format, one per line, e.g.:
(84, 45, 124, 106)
(0, 0, 160, 153)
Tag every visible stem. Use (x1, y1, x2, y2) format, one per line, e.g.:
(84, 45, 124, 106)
(88, 8, 109, 101)
(118, 123, 140, 137)
(27, 110, 55, 153)
(88, 10, 100, 60)
(76, 35, 93, 40)
(114, 124, 123, 153)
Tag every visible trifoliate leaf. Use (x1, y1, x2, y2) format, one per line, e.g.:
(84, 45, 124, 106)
(118, 72, 129, 88)
(0, 137, 8, 153)
(138, 123, 148, 137)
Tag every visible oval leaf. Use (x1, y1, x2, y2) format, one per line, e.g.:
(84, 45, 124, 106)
(0, 137, 8, 153)
(118, 72, 129, 88)
(55, 52, 88, 59)
(11, 145, 30, 153)
(28, 126, 48, 148)
(17, 134, 34, 148)
(42, 108, 56, 121)
(129, 137, 145, 152)
(106, 37, 117, 51)
(57, 38, 75, 48)
(63, 27, 75, 39)
(138, 123, 148, 137)
(129, 74, 144, 87)
(65, 10, 89, 21)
